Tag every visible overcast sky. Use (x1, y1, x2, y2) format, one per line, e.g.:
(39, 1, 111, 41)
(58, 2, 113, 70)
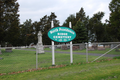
(17, 0, 112, 25)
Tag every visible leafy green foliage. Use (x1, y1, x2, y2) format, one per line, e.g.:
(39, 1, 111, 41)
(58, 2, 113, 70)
(63, 8, 89, 43)
(88, 12, 105, 42)
(73, 20, 87, 43)
(62, 14, 76, 27)
(20, 19, 33, 45)
(19, 12, 60, 45)
(1, 0, 120, 46)
(0, 0, 20, 46)
(109, 0, 120, 41)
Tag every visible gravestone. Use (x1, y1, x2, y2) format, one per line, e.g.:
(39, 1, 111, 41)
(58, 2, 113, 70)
(97, 48, 106, 50)
(73, 46, 79, 51)
(36, 31, 45, 54)
(5, 48, 12, 52)
(79, 43, 85, 50)
(61, 45, 68, 50)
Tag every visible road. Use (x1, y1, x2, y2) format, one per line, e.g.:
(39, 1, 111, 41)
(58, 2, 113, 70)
(19, 49, 120, 57)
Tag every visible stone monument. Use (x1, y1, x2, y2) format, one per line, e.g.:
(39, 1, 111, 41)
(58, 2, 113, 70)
(36, 31, 45, 54)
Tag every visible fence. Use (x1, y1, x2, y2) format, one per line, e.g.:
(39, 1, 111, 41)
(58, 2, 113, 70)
(0, 42, 120, 74)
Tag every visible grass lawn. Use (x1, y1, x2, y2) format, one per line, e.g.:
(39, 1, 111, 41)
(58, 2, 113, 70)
(44, 48, 120, 55)
(0, 49, 111, 74)
(0, 59, 120, 80)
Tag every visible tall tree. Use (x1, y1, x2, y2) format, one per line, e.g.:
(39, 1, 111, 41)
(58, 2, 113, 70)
(48, 12, 59, 27)
(38, 15, 49, 45)
(20, 19, 33, 46)
(76, 8, 90, 41)
(73, 20, 87, 43)
(76, 7, 86, 22)
(0, 0, 20, 46)
(0, 0, 5, 44)
(89, 12, 105, 42)
(63, 8, 90, 43)
(102, 22, 112, 42)
(62, 14, 76, 27)
(62, 7, 88, 28)
(109, 0, 120, 41)
(42, 12, 59, 45)
(32, 21, 41, 44)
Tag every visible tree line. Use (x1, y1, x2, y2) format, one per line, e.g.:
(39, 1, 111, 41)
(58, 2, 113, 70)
(0, 0, 120, 46)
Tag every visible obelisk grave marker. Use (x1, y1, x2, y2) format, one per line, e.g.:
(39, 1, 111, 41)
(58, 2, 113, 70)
(36, 31, 44, 54)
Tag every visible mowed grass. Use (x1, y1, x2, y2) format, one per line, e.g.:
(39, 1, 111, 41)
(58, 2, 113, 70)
(0, 49, 111, 74)
(0, 59, 120, 80)
(44, 48, 120, 55)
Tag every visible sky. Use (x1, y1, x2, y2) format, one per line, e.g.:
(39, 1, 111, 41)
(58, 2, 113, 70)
(17, 0, 112, 25)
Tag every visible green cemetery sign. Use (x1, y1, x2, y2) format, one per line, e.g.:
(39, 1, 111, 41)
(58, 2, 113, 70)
(48, 26, 76, 43)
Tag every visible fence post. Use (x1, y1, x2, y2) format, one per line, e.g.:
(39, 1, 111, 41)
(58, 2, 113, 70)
(51, 21, 55, 66)
(69, 22, 73, 63)
(86, 43, 88, 62)
(36, 52, 38, 69)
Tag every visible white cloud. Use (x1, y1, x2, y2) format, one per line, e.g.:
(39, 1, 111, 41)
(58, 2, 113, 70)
(18, 0, 111, 25)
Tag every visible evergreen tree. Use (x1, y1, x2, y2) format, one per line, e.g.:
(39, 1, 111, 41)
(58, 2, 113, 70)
(32, 21, 41, 44)
(76, 7, 90, 42)
(109, 0, 120, 41)
(0, 0, 5, 44)
(42, 12, 59, 45)
(38, 15, 49, 45)
(89, 12, 105, 42)
(20, 19, 33, 46)
(48, 12, 59, 27)
(73, 20, 87, 43)
(62, 14, 76, 27)
(76, 7, 86, 22)
(102, 22, 112, 42)
(0, 0, 20, 46)
(62, 8, 89, 42)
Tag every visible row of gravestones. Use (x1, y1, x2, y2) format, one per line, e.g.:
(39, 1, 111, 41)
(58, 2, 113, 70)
(88, 45, 120, 51)
(61, 44, 85, 51)
(61, 44, 120, 51)
(88, 45, 106, 51)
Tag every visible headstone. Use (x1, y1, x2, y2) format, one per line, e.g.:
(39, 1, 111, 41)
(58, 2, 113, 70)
(97, 48, 106, 50)
(36, 31, 45, 54)
(61, 45, 68, 50)
(79, 43, 85, 50)
(5, 48, 12, 52)
(88, 48, 95, 51)
(73, 46, 79, 51)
